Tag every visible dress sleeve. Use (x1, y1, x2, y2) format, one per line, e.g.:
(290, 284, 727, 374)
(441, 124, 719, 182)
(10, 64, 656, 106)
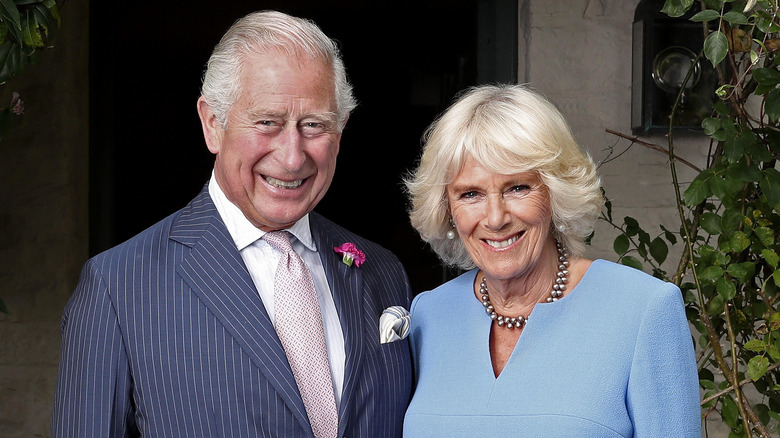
(626, 283, 701, 437)
(51, 259, 136, 438)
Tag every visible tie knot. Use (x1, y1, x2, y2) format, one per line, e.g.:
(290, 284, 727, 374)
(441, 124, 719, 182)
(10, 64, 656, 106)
(263, 231, 294, 253)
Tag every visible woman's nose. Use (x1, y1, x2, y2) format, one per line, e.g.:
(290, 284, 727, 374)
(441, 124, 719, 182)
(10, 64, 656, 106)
(485, 195, 510, 229)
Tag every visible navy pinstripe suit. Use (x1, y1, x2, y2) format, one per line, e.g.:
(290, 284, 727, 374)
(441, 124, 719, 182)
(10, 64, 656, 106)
(52, 185, 413, 437)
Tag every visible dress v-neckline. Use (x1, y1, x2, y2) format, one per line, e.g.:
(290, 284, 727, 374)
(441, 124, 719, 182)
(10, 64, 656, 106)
(469, 261, 598, 381)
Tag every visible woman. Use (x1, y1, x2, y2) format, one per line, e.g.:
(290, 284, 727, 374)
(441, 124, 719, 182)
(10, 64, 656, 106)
(403, 84, 700, 436)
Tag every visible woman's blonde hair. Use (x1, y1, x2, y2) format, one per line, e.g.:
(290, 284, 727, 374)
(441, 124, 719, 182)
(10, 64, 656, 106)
(405, 84, 604, 269)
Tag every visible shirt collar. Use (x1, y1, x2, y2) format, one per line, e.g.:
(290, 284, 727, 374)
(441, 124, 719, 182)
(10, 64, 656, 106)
(208, 172, 317, 252)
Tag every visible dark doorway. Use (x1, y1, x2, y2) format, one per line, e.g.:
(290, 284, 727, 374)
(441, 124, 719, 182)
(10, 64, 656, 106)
(89, 1, 517, 294)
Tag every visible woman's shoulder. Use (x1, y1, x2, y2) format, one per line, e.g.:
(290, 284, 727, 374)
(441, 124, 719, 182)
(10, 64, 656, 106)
(588, 259, 676, 287)
(580, 259, 682, 306)
(411, 269, 478, 315)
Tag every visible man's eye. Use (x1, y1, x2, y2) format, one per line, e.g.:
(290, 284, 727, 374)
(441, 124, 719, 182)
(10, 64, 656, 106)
(300, 121, 328, 136)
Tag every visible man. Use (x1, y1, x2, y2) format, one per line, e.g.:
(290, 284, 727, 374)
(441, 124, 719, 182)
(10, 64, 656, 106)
(52, 11, 412, 437)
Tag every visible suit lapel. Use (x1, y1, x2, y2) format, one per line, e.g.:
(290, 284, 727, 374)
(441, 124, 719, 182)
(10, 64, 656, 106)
(310, 213, 366, 436)
(170, 187, 312, 435)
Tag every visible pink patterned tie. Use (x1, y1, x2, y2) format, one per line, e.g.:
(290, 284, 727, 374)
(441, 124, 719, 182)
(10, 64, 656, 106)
(263, 231, 338, 438)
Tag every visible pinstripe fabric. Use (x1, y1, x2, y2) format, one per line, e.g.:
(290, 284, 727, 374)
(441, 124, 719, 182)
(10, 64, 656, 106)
(52, 184, 413, 438)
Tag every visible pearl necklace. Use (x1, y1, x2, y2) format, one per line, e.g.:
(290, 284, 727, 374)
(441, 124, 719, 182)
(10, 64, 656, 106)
(479, 241, 570, 330)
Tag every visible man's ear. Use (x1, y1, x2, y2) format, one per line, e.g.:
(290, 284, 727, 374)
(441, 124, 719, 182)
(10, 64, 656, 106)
(197, 96, 224, 154)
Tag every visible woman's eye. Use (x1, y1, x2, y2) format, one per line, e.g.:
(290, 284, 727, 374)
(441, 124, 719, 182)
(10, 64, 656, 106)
(509, 185, 530, 193)
(461, 191, 478, 199)
(259, 120, 276, 126)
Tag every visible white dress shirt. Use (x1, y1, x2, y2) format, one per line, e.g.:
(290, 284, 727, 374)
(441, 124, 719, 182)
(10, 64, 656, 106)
(208, 174, 345, 408)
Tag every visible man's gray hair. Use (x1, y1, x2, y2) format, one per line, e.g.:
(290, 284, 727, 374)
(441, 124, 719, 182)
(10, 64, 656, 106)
(200, 10, 357, 130)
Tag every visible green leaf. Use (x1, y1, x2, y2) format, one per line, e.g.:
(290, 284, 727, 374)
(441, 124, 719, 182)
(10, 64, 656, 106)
(624, 216, 639, 237)
(709, 294, 725, 315)
(702, 117, 721, 136)
(703, 0, 723, 10)
(752, 68, 780, 86)
(763, 249, 779, 268)
(757, 15, 780, 33)
(0, 0, 21, 31)
(727, 261, 755, 283)
(721, 208, 744, 234)
(650, 237, 668, 264)
(691, 10, 721, 21)
(713, 100, 729, 116)
(701, 212, 723, 234)
(755, 226, 775, 247)
(769, 344, 780, 362)
(716, 276, 737, 299)
(745, 339, 768, 352)
(662, 0, 694, 17)
(724, 137, 745, 163)
(709, 174, 730, 200)
(621, 255, 643, 271)
(723, 11, 749, 25)
(700, 265, 725, 283)
(721, 395, 740, 427)
(729, 231, 751, 252)
(684, 179, 709, 206)
(739, 130, 771, 162)
(760, 168, 780, 207)
(718, 233, 733, 253)
(21, 9, 44, 48)
(700, 379, 717, 389)
(660, 225, 678, 245)
(0, 39, 25, 84)
(704, 30, 729, 67)
(766, 89, 780, 122)
(613, 234, 629, 255)
(740, 163, 763, 182)
(748, 355, 770, 381)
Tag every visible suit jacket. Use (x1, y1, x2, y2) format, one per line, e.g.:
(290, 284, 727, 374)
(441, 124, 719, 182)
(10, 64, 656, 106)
(52, 185, 413, 437)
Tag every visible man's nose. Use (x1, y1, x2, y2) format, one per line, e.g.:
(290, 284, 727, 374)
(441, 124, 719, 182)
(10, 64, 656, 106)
(277, 126, 306, 170)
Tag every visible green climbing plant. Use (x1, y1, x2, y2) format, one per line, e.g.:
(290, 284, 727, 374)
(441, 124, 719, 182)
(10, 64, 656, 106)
(606, 0, 780, 435)
(0, 0, 61, 314)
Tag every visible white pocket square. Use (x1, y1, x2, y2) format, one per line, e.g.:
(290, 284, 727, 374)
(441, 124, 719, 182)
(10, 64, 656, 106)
(379, 305, 410, 344)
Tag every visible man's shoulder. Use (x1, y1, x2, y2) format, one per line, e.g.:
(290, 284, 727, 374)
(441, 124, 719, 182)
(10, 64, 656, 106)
(93, 186, 216, 263)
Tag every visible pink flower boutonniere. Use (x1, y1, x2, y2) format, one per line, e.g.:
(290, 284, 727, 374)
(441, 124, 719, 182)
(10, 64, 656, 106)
(334, 242, 366, 268)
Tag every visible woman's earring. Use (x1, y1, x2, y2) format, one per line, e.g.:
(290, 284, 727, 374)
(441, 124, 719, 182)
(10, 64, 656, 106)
(447, 219, 457, 240)
(557, 223, 566, 233)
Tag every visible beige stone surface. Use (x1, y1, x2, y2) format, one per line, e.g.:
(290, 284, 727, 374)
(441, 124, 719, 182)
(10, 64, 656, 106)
(0, 1, 90, 437)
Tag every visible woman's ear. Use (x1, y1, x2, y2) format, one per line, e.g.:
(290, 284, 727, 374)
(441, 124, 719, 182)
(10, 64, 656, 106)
(197, 97, 224, 154)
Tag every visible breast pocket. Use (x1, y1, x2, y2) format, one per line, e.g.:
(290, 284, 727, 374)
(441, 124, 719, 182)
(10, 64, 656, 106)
(377, 337, 411, 365)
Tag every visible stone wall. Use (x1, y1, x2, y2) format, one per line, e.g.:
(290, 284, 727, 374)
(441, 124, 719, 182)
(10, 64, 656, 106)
(521, 0, 709, 271)
(0, 2, 90, 437)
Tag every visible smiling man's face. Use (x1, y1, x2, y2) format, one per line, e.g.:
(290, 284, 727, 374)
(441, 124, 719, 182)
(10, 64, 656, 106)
(198, 48, 342, 231)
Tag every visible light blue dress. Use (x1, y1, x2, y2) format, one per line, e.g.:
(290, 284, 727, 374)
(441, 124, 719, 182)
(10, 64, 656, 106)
(403, 260, 701, 437)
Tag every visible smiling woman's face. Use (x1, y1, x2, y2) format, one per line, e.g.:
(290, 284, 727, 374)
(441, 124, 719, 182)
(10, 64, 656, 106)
(446, 155, 553, 282)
